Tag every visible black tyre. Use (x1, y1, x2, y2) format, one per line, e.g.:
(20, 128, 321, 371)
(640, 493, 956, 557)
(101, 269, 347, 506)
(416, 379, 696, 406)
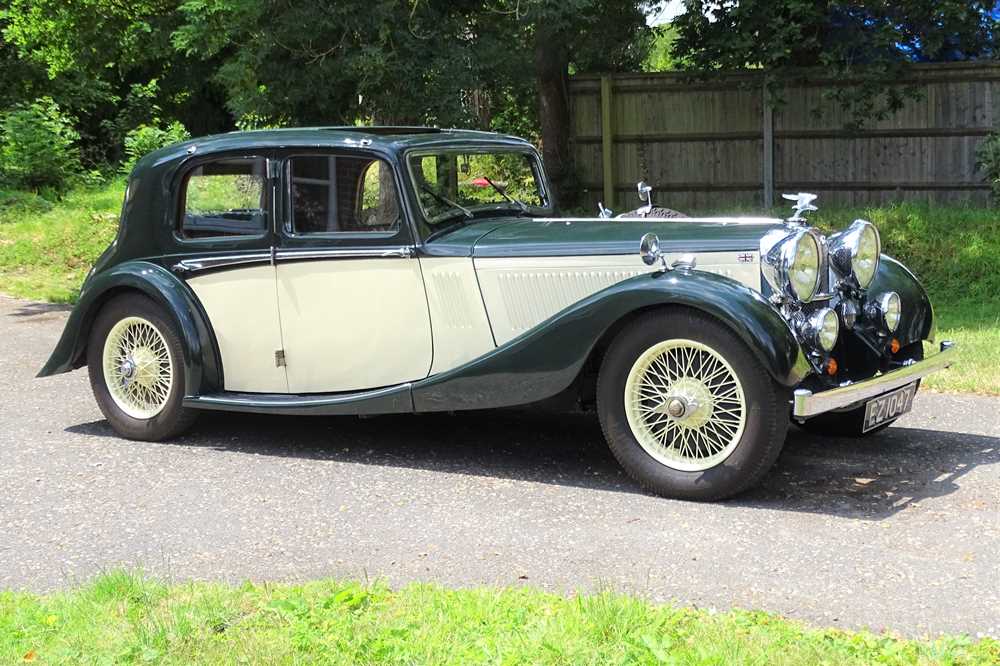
(798, 346, 923, 437)
(597, 309, 789, 501)
(87, 293, 198, 441)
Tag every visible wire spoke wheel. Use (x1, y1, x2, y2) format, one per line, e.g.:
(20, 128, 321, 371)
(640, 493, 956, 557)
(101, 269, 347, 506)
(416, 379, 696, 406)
(101, 316, 174, 420)
(624, 339, 747, 472)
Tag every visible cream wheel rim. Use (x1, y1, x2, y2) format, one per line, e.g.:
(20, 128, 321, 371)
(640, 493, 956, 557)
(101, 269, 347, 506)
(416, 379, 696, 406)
(102, 316, 173, 419)
(624, 339, 747, 472)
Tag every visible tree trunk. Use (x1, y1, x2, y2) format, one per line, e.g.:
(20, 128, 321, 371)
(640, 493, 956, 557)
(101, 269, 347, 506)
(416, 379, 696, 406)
(534, 31, 574, 211)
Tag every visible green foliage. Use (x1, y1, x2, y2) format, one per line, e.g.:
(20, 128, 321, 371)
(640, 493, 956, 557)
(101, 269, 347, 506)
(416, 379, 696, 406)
(0, 181, 122, 302)
(121, 120, 190, 173)
(642, 23, 679, 72)
(814, 203, 1000, 394)
(1, 570, 997, 664)
(975, 131, 1000, 204)
(670, 1, 998, 127)
(0, 97, 80, 192)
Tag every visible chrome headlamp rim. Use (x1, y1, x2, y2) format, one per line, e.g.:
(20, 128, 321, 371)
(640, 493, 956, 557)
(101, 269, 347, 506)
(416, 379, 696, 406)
(828, 219, 881, 289)
(802, 306, 839, 352)
(880, 291, 901, 332)
(760, 228, 825, 303)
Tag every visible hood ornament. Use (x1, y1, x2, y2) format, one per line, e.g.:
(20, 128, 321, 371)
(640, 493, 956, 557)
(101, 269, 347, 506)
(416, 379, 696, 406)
(783, 192, 818, 223)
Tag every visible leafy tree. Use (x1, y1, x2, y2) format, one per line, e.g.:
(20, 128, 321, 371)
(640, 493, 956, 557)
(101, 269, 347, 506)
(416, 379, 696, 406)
(643, 24, 680, 72)
(498, 0, 655, 207)
(671, 1, 999, 126)
(172, 0, 657, 207)
(121, 120, 191, 174)
(2, 0, 228, 163)
(0, 97, 80, 191)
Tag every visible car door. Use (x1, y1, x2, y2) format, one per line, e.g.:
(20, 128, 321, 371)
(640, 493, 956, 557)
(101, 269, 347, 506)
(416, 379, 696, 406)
(273, 150, 433, 393)
(177, 153, 288, 393)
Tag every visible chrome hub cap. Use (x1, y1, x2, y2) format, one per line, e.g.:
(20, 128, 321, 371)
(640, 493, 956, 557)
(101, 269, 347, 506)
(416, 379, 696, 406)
(102, 316, 173, 419)
(624, 339, 747, 472)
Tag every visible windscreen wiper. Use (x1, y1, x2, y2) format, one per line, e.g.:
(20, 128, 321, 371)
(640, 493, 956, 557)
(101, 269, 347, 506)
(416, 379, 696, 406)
(420, 185, 473, 220)
(483, 176, 528, 214)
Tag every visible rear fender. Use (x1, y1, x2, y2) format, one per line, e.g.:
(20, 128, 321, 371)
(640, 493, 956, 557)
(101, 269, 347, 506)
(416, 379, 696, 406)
(37, 261, 222, 395)
(412, 269, 809, 412)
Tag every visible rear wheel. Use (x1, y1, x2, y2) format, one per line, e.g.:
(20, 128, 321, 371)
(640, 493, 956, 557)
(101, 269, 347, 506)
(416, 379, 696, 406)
(597, 309, 789, 501)
(87, 294, 198, 441)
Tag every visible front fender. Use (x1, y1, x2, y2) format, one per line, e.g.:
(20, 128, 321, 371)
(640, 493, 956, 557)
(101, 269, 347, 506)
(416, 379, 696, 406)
(37, 261, 222, 395)
(412, 269, 809, 412)
(868, 255, 935, 345)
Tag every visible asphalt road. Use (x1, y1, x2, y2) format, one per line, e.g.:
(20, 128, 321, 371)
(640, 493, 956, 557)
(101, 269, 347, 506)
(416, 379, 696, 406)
(1, 294, 998, 639)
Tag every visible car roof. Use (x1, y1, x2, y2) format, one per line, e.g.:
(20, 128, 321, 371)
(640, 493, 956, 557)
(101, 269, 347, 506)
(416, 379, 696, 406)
(137, 126, 536, 173)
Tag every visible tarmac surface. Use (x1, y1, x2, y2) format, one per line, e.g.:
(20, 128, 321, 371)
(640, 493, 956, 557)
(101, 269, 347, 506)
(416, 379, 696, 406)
(1, 294, 997, 638)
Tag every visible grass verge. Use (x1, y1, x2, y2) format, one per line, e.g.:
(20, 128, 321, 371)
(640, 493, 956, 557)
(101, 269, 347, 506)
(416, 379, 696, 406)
(0, 184, 121, 303)
(1, 571, 997, 665)
(1, 185, 997, 392)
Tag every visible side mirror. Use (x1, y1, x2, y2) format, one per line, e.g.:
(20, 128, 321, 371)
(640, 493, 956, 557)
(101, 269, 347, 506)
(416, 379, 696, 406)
(637, 181, 653, 217)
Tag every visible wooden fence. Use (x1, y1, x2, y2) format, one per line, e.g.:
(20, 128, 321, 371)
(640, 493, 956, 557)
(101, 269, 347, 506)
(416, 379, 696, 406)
(568, 63, 1000, 212)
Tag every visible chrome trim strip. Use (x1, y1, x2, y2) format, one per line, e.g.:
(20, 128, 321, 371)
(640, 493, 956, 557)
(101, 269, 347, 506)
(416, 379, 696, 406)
(275, 247, 415, 261)
(793, 341, 957, 418)
(537, 216, 782, 225)
(173, 253, 272, 273)
(185, 383, 410, 409)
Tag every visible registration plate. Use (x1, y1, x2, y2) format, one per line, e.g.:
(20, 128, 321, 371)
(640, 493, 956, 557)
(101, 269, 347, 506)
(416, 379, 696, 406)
(862, 383, 918, 432)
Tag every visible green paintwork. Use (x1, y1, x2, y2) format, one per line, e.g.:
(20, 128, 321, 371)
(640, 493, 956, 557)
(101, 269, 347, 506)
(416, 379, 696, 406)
(38, 261, 223, 394)
(468, 218, 785, 257)
(411, 268, 809, 412)
(37, 126, 937, 418)
(870, 256, 934, 346)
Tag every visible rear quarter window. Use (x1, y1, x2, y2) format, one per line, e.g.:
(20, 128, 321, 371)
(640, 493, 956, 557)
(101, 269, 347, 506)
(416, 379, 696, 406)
(179, 157, 268, 239)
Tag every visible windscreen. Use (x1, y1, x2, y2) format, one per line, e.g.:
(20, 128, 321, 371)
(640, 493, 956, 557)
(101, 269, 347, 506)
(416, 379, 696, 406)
(408, 151, 546, 223)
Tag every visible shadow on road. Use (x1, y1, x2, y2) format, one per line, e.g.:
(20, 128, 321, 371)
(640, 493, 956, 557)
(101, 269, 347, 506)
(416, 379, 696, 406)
(67, 409, 999, 519)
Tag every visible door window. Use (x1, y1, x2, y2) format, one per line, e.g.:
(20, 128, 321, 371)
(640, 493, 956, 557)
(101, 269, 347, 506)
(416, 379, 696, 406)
(179, 157, 268, 239)
(287, 155, 401, 235)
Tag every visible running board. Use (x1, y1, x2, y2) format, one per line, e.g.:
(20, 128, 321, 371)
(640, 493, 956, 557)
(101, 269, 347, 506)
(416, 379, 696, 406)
(183, 383, 413, 416)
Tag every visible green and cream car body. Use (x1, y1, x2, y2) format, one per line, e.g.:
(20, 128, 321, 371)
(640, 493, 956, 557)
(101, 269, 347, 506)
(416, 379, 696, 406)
(40, 127, 955, 500)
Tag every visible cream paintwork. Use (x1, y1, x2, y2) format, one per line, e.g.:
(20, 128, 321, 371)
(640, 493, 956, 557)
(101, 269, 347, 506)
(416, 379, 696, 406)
(275, 258, 433, 393)
(190, 252, 758, 393)
(187, 265, 289, 393)
(474, 252, 759, 345)
(419, 257, 497, 374)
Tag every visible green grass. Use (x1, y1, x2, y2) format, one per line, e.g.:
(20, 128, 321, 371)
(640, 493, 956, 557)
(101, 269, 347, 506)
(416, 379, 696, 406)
(1, 571, 996, 665)
(810, 205, 1000, 395)
(0, 183, 122, 303)
(1, 185, 997, 392)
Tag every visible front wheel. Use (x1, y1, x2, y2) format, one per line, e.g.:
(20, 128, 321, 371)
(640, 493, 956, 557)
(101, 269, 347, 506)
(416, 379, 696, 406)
(87, 294, 198, 441)
(597, 309, 789, 501)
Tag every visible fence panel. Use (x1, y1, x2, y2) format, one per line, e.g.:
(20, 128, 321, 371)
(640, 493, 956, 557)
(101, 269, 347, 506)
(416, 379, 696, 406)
(568, 63, 1000, 212)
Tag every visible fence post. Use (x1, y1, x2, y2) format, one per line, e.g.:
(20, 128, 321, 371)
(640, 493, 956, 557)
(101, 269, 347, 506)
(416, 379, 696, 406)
(600, 74, 615, 210)
(762, 79, 775, 209)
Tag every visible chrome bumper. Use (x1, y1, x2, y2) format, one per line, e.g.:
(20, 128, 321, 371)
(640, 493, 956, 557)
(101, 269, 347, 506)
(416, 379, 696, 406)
(793, 341, 957, 418)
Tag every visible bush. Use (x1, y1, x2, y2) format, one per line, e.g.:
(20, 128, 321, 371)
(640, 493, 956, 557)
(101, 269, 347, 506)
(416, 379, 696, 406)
(976, 131, 1000, 204)
(121, 121, 191, 174)
(0, 97, 81, 192)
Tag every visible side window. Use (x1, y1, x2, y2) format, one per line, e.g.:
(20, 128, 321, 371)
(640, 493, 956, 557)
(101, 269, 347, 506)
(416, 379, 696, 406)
(288, 155, 401, 234)
(180, 157, 267, 239)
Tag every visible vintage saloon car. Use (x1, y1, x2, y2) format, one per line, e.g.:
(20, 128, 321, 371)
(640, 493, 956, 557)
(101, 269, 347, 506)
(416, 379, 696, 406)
(40, 127, 956, 500)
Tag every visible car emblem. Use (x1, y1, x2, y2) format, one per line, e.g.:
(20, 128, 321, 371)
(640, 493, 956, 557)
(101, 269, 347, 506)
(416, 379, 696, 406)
(738, 252, 755, 263)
